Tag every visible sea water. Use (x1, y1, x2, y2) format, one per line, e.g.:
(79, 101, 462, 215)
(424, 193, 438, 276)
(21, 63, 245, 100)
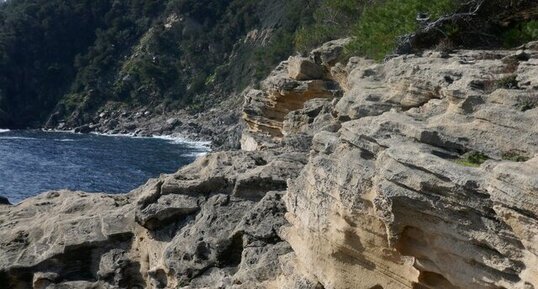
(0, 130, 209, 203)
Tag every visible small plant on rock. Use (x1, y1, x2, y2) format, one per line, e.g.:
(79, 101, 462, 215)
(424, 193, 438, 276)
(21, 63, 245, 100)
(502, 151, 530, 162)
(518, 98, 538, 112)
(496, 75, 519, 89)
(454, 151, 489, 167)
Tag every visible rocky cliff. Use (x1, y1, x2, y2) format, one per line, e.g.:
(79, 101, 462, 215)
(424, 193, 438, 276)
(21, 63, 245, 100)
(280, 42, 538, 289)
(1, 40, 537, 289)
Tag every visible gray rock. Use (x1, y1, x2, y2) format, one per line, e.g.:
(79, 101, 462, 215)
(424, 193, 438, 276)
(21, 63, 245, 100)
(136, 193, 202, 230)
(0, 191, 134, 289)
(33, 272, 60, 289)
(2, 39, 538, 289)
(166, 117, 182, 127)
(74, 124, 92, 134)
(0, 195, 10, 205)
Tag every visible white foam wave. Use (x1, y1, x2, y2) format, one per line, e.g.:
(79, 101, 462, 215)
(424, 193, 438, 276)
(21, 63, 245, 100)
(181, 151, 209, 158)
(0, 136, 36, 140)
(43, 129, 211, 151)
(89, 131, 135, 138)
(0, 129, 10, 133)
(151, 135, 211, 150)
(87, 132, 211, 151)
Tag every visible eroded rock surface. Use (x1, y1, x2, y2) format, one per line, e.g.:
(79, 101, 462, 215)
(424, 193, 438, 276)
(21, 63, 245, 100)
(0, 191, 135, 288)
(242, 38, 349, 143)
(1, 41, 537, 289)
(0, 149, 306, 289)
(282, 46, 538, 289)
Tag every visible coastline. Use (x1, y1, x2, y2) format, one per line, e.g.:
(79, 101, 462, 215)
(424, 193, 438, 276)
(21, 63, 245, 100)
(1, 127, 212, 151)
(0, 40, 537, 289)
(41, 128, 213, 151)
(45, 95, 244, 151)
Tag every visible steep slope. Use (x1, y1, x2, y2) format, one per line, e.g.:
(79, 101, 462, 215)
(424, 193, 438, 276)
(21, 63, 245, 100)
(0, 0, 169, 128)
(0, 0, 316, 133)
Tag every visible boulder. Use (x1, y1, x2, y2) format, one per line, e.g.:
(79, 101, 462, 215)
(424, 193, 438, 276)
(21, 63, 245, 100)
(310, 38, 351, 66)
(287, 57, 324, 80)
(166, 117, 181, 127)
(74, 124, 92, 133)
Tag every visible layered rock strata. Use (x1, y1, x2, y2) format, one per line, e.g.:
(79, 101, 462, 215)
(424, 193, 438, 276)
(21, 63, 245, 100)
(282, 43, 538, 289)
(0, 40, 537, 289)
(242, 39, 350, 143)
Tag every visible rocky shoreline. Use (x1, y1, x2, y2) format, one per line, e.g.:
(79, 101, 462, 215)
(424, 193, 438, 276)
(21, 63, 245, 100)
(46, 95, 245, 151)
(1, 40, 537, 289)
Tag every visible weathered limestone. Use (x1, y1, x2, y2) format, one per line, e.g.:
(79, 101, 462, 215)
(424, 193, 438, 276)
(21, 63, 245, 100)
(0, 191, 135, 288)
(288, 57, 325, 80)
(283, 46, 538, 289)
(242, 39, 348, 141)
(1, 40, 537, 289)
(0, 148, 307, 289)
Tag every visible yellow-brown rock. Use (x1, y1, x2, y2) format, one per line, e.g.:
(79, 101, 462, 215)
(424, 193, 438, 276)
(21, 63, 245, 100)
(282, 46, 538, 289)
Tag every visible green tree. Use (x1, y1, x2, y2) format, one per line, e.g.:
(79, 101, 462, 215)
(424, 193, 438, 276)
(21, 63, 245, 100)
(347, 0, 457, 60)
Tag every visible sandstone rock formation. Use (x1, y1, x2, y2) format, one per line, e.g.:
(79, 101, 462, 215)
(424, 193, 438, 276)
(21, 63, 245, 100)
(242, 38, 349, 143)
(1, 40, 537, 289)
(279, 43, 538, 289)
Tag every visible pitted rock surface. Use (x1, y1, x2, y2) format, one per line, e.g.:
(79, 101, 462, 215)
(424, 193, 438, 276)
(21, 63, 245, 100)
(282, 47, 538, 289)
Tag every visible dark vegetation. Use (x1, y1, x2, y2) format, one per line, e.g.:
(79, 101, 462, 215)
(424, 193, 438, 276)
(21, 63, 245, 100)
(0, 0, 318, 128)
(294, 0, 538, 60)
(0, 0, 536, 129)
(455, 151, 490, 167)
(502, 151, 530, 162)
(0, 0, 166, 127)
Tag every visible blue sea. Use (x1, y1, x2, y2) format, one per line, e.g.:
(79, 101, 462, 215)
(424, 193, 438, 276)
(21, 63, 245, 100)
(0, 129, 209, 203)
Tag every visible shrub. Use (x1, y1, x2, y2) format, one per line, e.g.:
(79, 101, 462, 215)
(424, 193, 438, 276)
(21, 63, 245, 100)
(294, 0, 366, 53)
(496, 75, 519, 89)
(346, 0, 457, 60)
(518, 98, 538, 112)
(295, 25, 340, 53)
(502, 20, 538, 48)
(253, 30, 296, 80)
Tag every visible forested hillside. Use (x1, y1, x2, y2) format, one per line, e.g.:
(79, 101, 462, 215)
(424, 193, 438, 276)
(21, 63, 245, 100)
(0, 0, 317, 128)
(0, 0, 535, 129)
